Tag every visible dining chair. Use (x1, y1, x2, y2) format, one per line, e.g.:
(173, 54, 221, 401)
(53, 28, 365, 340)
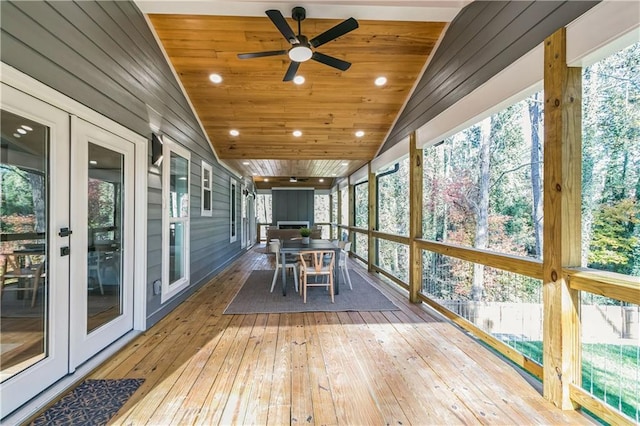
(1, 255, 46, 308)
(298, 250, 335, 303)
(338, 241, 353, 290)
(269, 240, 299, 293)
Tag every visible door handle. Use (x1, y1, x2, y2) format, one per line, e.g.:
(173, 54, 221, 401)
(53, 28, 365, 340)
(58, 227, 73, 237)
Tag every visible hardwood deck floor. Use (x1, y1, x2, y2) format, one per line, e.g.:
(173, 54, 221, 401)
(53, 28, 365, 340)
(88, 245, 591, 425)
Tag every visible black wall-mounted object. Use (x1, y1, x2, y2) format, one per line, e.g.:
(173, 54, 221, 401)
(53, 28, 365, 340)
(151, 133, 163, 166)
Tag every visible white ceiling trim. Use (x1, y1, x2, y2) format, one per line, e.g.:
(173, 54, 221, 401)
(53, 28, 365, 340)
(134, 0, 465, 21)
(414, 0, 640, 150)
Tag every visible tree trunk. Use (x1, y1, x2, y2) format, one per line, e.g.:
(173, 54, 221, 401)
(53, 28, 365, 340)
(524, 93, 543, 258)
(28, 174, 46, 233)
(472, 117, 491, 301)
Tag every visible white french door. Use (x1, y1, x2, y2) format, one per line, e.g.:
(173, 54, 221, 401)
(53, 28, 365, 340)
(69, 118, 135, 367)
(1, 82, 139, 418)
(1, 84, 71, 416)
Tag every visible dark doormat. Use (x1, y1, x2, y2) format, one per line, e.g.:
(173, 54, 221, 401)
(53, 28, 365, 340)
(31, 378, 144, 426)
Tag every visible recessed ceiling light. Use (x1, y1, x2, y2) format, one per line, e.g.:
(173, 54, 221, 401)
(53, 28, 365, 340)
(375, 76, 387, 86)
(13, 133, 20, 138)
(89, 160, 98, 165)
(355, 130, 365, 137)
(229, 129, 239, 136)
(264, 178, 269, 182)
(332, 173, 337, 176)
(252, 172, 258, 176)
(242, 161, 250, 165)
(292, 130, 302, 137)
(319, 178, 324, 182)
(293, 75, 305, 85)
(17, 128, 27, 135)
(209, 73, 222, 84)
(21, 125, 33, 131)
(341, 162, 349, 166)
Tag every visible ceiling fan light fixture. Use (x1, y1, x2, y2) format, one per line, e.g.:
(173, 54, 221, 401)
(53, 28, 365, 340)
(288, 45, 312, 62)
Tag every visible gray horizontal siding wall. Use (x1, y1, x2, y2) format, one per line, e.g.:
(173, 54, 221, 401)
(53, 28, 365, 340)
(272, 190, 315, 226)
(1, 0, 248, 327)
(381, 0, 599, 153)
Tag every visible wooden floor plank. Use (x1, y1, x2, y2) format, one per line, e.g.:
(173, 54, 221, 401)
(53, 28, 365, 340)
(290, 312, 322, 425)
(168, 314, 247, 425)
(219, 313, 270, 424)
(194, 314, 258, 425)
(336, 311, 419, 425)
(362, 310, 485, 425)
(266, 313, 292, 426)
(48, 244, 592, 426)
(241, 313, 280, 425)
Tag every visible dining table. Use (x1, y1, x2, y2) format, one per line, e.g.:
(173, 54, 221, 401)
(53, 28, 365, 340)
(279, 239, 341, 296)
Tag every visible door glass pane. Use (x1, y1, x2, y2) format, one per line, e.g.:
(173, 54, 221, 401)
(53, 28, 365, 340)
(169, 222, 184, 283)
(0, 109, 49, 381)
(87, 143, 123, 333)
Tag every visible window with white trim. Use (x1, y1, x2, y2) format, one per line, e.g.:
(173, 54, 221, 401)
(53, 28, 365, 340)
(230, 178, 237, 242)
(201, 161, 213, 217)
(162, 138, 190, 302)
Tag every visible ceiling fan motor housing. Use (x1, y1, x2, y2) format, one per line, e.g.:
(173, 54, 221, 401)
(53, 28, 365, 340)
(292, 7, 306, 23)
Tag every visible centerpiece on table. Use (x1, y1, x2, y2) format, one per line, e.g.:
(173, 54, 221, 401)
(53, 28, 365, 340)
(299, 227, 312, 244)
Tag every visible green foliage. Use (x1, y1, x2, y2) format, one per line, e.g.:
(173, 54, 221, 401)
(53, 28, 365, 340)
(87, 179, 116, 229)
(588, 199, 639, 273)
(0, 166, 34, 217)
(299, 227, 311, 237)
(354, 183, 368, 228)
(506, 340, 640, 420)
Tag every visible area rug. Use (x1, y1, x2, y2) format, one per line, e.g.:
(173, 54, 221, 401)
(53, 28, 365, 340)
(224, 269, 398, 314)
(31, 378, 144, 426)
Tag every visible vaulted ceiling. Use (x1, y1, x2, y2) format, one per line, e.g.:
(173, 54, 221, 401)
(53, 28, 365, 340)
(138, 1, 466, 188)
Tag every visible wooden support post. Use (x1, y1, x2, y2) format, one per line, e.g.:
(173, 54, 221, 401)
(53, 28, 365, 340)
(329, 192, 337, 240)
(542, 27, 582, 410)
(337, 186, 343, 240)
(367, 164, 376, 272)
(348, 183, 355, 248)
(409, 132, 423, 303)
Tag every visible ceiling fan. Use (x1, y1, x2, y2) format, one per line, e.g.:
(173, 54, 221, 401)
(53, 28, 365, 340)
(237, 7, 359, 81)
(289, 176, 309, 183)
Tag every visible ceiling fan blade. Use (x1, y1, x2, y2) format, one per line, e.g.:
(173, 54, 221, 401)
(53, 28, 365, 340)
(237, 50, 287, 59)
(283, 61, 301, 82)
(311, 52, 351, 71)
(266, 9, 299, 44)
(309, 17, 358, 48)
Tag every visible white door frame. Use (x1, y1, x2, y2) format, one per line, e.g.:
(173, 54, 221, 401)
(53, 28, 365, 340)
(1, 63, 148, 418)
(0, 83, 71, 417)
(69, 117, 136, 368)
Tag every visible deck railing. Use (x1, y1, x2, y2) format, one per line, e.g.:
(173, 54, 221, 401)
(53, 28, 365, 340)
(320, 28, 640, 425)
(333, 221, 639, 424)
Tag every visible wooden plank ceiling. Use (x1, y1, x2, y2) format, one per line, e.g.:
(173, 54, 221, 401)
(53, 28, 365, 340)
(148, 11, 446, 189)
